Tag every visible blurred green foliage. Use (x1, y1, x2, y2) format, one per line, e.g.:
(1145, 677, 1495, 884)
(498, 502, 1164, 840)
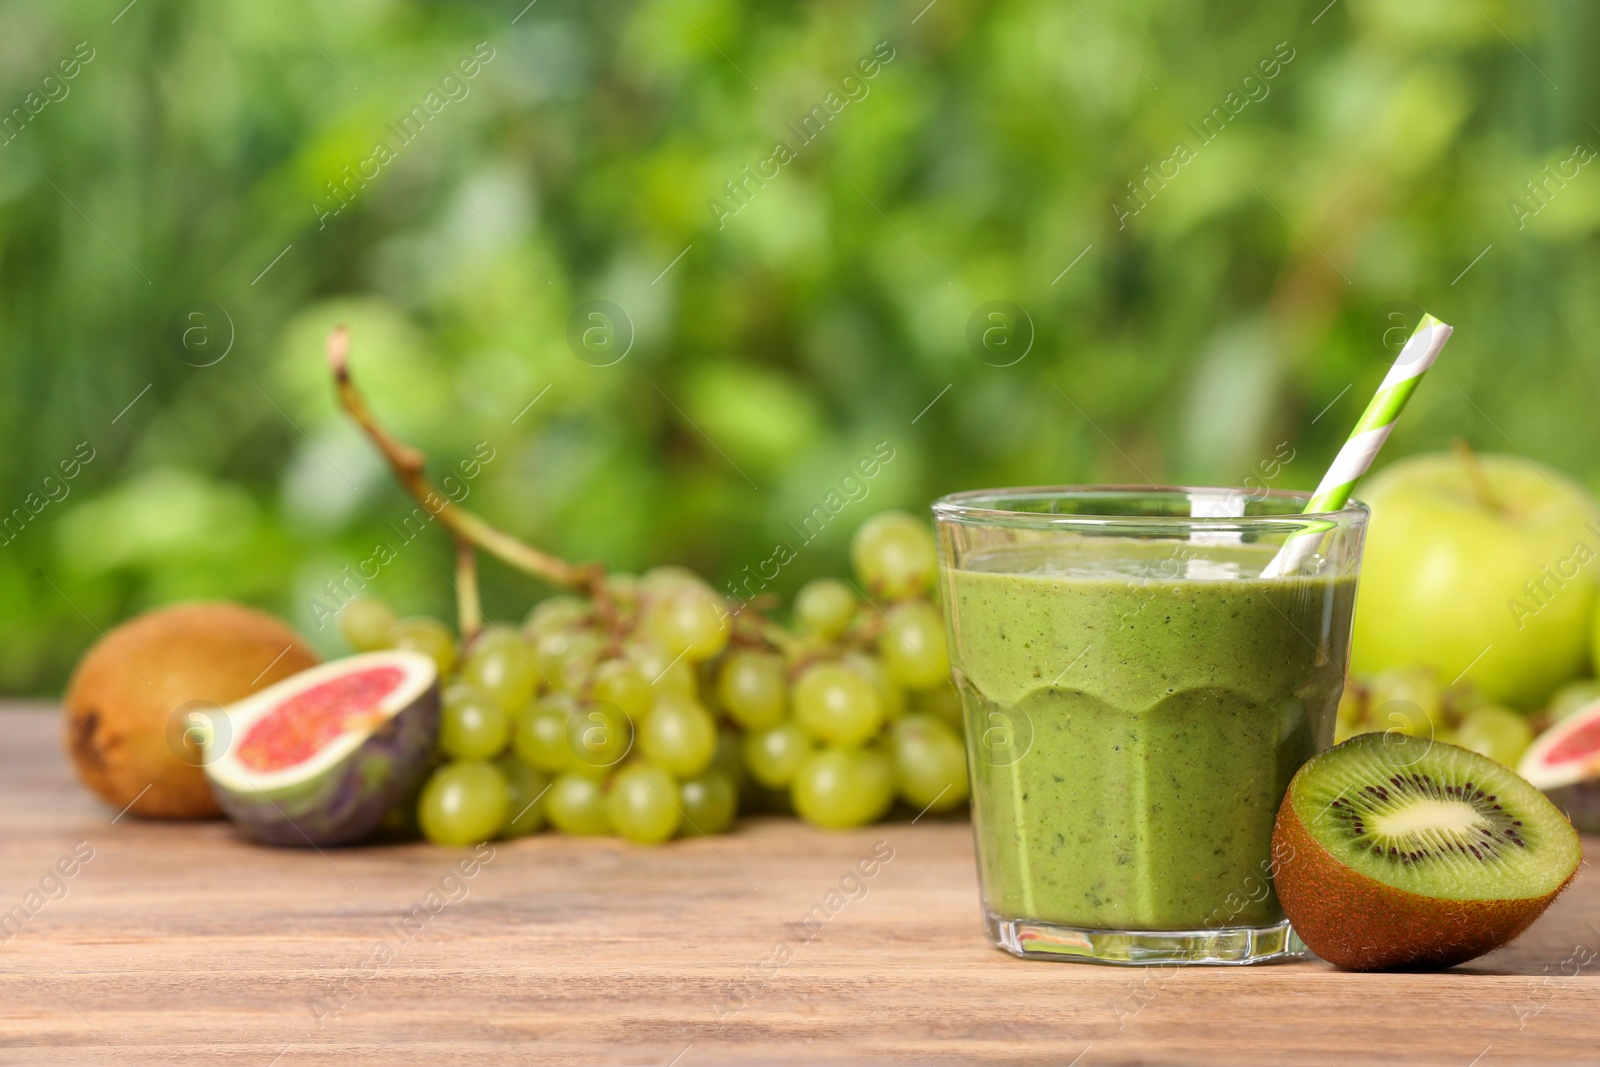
(2, 0, 1598, 693)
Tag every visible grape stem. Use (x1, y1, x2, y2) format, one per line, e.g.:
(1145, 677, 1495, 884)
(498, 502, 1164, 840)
(327, 325, 608, 599)
(777, 619, 883, 676)
(731, 601, 803, 659)
(453, 539, 483, 642)
(845, 609, 887, 648)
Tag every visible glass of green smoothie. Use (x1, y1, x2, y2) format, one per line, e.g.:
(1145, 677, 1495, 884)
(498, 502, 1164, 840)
(933, 486, 1367, 965)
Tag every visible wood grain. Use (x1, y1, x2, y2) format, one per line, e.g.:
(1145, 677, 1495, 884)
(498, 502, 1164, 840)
(0, 705, 1596, 1066)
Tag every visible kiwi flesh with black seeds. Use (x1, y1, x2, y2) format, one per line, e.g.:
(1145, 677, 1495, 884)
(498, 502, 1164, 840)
(1273, 732, 1582, 971)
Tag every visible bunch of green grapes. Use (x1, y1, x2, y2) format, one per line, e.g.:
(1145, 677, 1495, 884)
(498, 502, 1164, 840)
(1336, 665, 1535, 767)
(338, 510, 968, 845)
(740, 512, 968, 828)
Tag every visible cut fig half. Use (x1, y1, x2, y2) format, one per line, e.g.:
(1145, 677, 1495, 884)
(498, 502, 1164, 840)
(1520, 698, 1600, 832)
(1520, 698, 1600, 790)
(205, 650, 439, 847)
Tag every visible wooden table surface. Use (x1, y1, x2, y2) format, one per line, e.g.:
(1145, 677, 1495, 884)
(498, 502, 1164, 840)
(2, 706, 1597, 1066)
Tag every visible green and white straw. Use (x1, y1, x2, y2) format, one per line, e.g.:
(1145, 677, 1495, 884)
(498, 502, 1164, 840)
(1261, 312, 1454, 578)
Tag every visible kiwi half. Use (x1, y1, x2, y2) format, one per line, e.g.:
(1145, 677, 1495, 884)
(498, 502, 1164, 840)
(1273, 732, 1582, 971)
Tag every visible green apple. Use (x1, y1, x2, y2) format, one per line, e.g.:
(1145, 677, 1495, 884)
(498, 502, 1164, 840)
(1350, 451, 1600, 711)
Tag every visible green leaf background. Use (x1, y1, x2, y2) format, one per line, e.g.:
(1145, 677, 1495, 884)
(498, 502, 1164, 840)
(2, 0, 1596, 692)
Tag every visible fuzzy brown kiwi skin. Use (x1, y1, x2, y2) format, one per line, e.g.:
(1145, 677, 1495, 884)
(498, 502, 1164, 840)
(1272, 789, 1578, 971)
(63, 602, 320, 820)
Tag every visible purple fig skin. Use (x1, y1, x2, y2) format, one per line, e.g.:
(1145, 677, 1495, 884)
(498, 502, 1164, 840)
(1546, 780, 1600, 834)
(211, 683, 439, 848)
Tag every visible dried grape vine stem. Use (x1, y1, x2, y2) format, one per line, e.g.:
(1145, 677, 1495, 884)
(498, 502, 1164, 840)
(326, 325, 818, 661)
(452, 538, 483, 641)
(327, 326, 609, 613)
(731, 599, 803, 660)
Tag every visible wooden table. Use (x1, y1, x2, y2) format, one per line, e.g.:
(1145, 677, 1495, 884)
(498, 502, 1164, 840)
(1, 706, 1596, 1065)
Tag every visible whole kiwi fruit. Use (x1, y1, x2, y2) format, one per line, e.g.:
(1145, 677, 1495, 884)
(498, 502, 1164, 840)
(64, 602, 320, 819)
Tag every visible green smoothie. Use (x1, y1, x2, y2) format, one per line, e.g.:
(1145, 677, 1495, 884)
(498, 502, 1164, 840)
(949, 538, 1357, 931)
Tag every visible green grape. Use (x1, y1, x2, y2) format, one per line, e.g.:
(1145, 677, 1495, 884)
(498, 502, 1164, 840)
(439, 686, 511, 760)
(890, 714, 969, 812)
(462, 629, 540, 712)
(340, 596, 397, 651)
(567, 701, 633, 771)
(591, 658, 654, 718)
(851, 512, 937, 600)
(792, 662, 883, 746)
(743, 721, 814, 789)
(641, 565, 706, 594)
(910, 680, 962, 729)
(394, 616, 459, 676)
(791, 748, 895, 829)
(1336, 681, 1367, 730)
(604, 572, 641, 606)
(1440, 683, 1492, 732)
(1377, 702, 1433, 739)
(717, 651, 787, 730)
(495, 755, 550, 838)
(529, 625, 588, 675)
(532, 627, 604, 692)
(626, 641, 697, 698)
(545, 772, 610, 836)
(645, 585, 729, 663)
(606, 764, 682, 844)
(1367, 666, 1445, 738)
(842, 652, 905, 722)
(794, 578, 856, 640)
(679, 772, 738, 835)
(878, 601, 950, 691)
(523, 595, 590, 637)
(558, 650, 602, 694)
(1549, 679, 1600, 721)
(512, 695, 576, 772)
(1456, 705, 1535, 766)
(418, 761, 509, 846)
(638, 696, 717, 777)
(710, 729, 747, 790)
(441, 675, 476, 709)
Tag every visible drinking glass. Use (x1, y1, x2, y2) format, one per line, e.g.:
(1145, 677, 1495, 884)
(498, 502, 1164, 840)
(933, 486, 1368, 965)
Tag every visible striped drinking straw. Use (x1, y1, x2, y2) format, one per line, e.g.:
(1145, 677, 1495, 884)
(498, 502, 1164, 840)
(1261, 313, 1454, 579)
